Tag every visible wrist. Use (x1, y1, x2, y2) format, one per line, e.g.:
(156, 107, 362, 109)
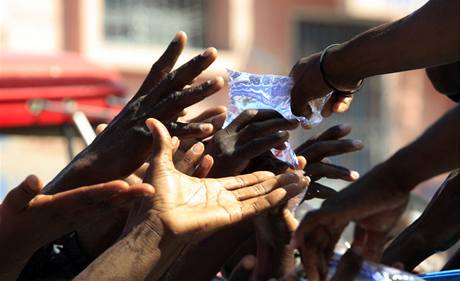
(322, 43, 364, 92)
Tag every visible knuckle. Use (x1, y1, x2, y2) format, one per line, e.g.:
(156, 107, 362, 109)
(169, 91, 183, 102)
(243, 109, 258, 118)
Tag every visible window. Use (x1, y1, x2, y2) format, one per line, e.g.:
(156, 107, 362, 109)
(104, 0, 206, 48)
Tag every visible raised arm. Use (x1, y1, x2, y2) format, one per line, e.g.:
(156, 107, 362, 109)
(290, 0, 460, 116)
(293, 104, 460, 281)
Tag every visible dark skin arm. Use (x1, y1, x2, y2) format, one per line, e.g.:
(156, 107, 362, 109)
(382, 172, 460, 271)
(0, 176, 153, 281)
(293, 104, 460, 281)
(290, 0, 460, 117)
(75, 118, 308, 281)
(44, 31, 223, 194)
(157, 110, 300, 281)
(426, 61, 460, 97)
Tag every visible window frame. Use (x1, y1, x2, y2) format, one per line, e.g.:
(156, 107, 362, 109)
(78, 0, 255, 75)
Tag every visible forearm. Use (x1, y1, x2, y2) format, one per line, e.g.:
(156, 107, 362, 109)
(0, 256, 30, 281)
(74, 218, 186, 281)
(44, 130, 151, 194)
(386, 104, 460, 189)
(326, 0, 460, 86)
(253, 215, 295, 281)
(383, 173, 460, 269)
(160, 221, 253, 281)
(0, 240, 36, 281)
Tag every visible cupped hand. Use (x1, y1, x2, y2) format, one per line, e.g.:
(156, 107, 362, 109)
(206, 109, 299, 177)
(292, 163, 410, 281)
(289, 53, 357, 118)
(46, 31, 224, 194)
(124, 118, 309, 238)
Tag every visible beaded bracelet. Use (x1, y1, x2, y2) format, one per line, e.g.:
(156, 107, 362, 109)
(319, 43, 363, 95)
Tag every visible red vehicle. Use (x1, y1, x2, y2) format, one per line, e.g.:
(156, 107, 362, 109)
(0, 53, 125, 130)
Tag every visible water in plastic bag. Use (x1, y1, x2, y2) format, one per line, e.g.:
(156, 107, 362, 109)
(297, 253, 425, 281)
(224, 69, 331, 168)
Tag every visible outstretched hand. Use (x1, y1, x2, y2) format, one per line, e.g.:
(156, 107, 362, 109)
(124, 118, 309, 237)
(292, 162, 409, 281)
(0, 176, 153, 280)
(295, 124, 362, 182)
(46, 31, 224, 194)
(206, 109, 298, 177)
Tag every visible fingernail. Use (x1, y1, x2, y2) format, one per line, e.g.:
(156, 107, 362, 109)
(25, 175, 38, 187)
(199, 123, 213, 132)
(201, 47, 216, 57)
(172, 31, 185, 42)
(191, 142, 204, 154)
(352, 140, 363, 147)
(171, 136, 179, 146)
(338, 123, 351, 130)
(350, 171, 360, 180)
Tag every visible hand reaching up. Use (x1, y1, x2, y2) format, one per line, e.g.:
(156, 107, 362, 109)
(125, 118, 309, 236)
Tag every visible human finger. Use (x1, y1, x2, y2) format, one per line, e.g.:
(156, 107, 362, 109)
(363, 230, 388, 262)
(145, 118, 176, 176)
(295, 124, 352, 154)
(228, 255, 256, 281)
(240, 178, 309, 218)
(282, 208, 299, 232)
(232, 173, 303, 201)
(155, 77, 224, 122)
(187, 106, 228, 132)
(38, 180, 130, 208)
(303, 182, 337, 200)
(59, 183, 154, 230)
(226, 109, 284, 132)
(136, 31, 187, 96)
(218, 171, 275, 190)
(95, 123, 108, 135)
(296, 156, 307, 170)
(171, 136, 180, 154)
(329, 247, 362, 281)
(238, 131, 290, 159)
(333, 95, 353, 113)
(168, 121, 214, 139)
(175, 142, 205, 174)
(304, 162, 360, 181)
(298, 139, 363, 163)
(193, 154, 214, 178)
(155, 47, 218, 95)
(3, 175, 43, 210)
(237, 118, 298, 143)
(133, 162, 150, 180)
(187, 106, 227, 123)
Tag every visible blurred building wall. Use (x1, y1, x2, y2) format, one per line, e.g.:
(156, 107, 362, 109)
(0, 0, 456, 197)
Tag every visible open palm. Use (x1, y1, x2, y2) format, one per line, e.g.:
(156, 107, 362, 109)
(137, 118, 308, 237)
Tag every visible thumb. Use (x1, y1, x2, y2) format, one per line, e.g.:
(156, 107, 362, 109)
(3, 175, 43, 211)
(145, 118, 175, 173)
